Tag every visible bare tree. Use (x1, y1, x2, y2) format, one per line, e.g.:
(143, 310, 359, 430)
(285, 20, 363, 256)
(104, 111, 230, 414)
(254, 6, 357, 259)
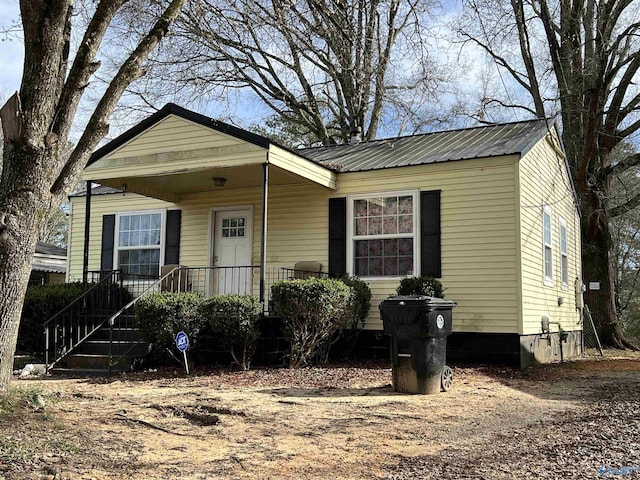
(457, 0, 640, 348)
(39, 204, 69, 248)
(610, 143, 640, 341)
(134, 0, 443, 145)
(0, 0, 185, 392)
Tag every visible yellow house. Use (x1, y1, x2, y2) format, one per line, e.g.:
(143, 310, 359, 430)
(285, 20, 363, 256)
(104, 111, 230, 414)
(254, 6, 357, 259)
(66, 104, 583, 368)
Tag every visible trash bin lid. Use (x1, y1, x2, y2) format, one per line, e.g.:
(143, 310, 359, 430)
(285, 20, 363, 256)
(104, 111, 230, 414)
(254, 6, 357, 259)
(380, 295, 457, 307)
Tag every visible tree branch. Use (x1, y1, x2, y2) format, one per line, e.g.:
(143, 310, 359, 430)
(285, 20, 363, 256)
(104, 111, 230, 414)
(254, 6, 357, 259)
(611, 188, 640, 218)
(51, 0, 186, 197)
(52, 0, 128, 142)
(609, 153, 640, 179)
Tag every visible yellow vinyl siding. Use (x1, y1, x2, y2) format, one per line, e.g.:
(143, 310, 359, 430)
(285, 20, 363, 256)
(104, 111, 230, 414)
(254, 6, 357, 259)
(518, 133, 582, 335)
(70, 155, 521, 333)
(85, 149, 266, 181)
(103, 115, 250, 160)
(68, 184, 330, 279)
(67, 194, 176, 280)
(336, 158, 519, 332)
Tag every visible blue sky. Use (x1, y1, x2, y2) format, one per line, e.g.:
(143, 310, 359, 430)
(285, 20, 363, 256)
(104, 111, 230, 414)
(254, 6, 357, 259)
(0, 0, 490, 139)
(0, 0, 283, 136)
(0, 0, 22, 97)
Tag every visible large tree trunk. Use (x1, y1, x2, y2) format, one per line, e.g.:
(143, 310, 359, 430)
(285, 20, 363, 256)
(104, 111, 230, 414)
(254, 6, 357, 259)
(574, 146, 632, 349)
(0, 228, 40, 389)
(0, 0, 185, 393)
(0, 141, 56, 389)
(580, 209, 626, 348)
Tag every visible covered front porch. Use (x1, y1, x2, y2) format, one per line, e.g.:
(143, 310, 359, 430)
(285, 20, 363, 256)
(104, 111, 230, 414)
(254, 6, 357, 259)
(78, 104, 338, 309)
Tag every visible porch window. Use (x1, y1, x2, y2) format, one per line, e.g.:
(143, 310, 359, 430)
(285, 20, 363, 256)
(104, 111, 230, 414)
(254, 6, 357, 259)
(560, 217, 568, 286)
(115, 211, 164, 277)
(350, 192, 417, 277)
(543, 205, 553, 284)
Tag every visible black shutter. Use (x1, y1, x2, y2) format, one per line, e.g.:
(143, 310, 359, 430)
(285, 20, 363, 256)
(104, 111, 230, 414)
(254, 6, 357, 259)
(328, 197, 347, 277)
(165, 209, 181, 265)
(100, 214, 115, 271)
(420, 190, 441, 278)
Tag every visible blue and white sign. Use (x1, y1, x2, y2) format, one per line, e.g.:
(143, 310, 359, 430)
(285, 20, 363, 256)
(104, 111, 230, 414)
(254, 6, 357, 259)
(175, 331, 189, 352)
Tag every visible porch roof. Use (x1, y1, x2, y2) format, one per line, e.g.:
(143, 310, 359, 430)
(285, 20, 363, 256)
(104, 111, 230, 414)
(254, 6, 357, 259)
(83, 104, 337, 202)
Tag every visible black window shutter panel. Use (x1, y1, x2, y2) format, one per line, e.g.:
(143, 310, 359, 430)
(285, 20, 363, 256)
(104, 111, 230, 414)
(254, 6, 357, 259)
(328, 197, 347, 277)
(165, 210, 181, 265)
(420, 190, 441, 278)
(100, 214, 115, 271)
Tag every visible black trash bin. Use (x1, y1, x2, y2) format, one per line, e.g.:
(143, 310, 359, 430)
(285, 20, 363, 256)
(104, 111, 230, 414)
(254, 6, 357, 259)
(380, 296, 457, 394)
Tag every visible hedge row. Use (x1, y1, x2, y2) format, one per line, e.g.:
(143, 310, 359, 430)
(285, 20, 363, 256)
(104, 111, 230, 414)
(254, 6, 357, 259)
(135, 276, 372, 369)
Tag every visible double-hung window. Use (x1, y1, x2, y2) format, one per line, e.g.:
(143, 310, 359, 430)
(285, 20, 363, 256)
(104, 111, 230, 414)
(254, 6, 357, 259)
(559, 217, 568, 286)
(115, 211, 164, 277)
(543, 205, 553, 283)
(351, 192, 417, 277)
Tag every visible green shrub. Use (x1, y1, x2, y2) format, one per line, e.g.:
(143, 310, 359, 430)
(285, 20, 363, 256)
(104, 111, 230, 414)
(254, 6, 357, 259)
(312, 276, 373, 363)
(397, 276, 444, 298)
(271, 277, 352, 368)
(200, 295, 261, 370)
(135, 292, 205, 355)
(19, 283, 85, 357)
(339, 276, 372, 330)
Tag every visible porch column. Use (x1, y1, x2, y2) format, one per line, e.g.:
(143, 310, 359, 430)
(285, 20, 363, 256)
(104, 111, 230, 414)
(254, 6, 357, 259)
(260, 162, 269, 305)
(82, 180, 93, 289)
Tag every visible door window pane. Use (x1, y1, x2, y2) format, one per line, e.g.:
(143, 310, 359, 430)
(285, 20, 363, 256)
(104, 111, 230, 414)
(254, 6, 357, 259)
(222, 217, 247, 238)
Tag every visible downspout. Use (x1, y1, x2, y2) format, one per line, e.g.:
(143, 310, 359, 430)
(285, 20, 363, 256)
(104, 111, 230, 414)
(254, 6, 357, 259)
(259, 160, 269, 308)
(82, 180, 92, 290)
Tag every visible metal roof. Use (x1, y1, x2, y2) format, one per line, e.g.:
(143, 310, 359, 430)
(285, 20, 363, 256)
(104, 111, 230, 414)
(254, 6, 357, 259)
(35, 242, 67, 257)
(69, 184, 122, 198)
(31, 261, 66, 274)
(33, 242, 67, 274)
(299, 119, 554, 172)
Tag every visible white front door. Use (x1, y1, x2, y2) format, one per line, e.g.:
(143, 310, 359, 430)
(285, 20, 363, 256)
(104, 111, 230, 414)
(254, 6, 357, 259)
(212, 209, 253, 295)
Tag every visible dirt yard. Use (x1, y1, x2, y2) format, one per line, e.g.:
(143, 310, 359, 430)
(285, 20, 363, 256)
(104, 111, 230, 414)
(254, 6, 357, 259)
(2, 351, 640, 479)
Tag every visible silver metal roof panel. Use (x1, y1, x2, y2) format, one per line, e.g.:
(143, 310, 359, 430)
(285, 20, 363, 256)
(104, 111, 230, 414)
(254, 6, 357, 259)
(300, 119, 552, 172)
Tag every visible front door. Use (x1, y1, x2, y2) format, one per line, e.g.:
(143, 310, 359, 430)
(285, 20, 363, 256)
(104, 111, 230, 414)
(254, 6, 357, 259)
(212, 208, 253, 295)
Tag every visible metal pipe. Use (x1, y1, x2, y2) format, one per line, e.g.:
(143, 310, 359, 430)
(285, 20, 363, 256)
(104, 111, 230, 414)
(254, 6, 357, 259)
(82, 181, 92, 289)
(260, 162, 269, 305)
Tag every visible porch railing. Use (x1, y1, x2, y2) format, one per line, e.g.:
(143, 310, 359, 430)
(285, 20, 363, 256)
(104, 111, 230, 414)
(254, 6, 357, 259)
(43, 271, 164, 371)
(175, 266, 328, 311)
(45, 265, 328, 371)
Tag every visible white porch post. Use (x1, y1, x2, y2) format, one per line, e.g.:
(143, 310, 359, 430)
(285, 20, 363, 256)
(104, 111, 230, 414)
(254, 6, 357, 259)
(259, 162, 269, 306)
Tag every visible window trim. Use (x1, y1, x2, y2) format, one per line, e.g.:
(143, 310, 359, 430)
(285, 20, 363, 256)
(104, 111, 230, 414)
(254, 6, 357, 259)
(346, 190, 419, 280)
(543, 205, 553, 285)
(559, 216, 568, 289)
(113, 209, 166, 277)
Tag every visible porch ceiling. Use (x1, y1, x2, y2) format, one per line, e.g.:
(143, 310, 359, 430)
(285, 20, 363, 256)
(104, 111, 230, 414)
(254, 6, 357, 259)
(94, 163, 327, 203)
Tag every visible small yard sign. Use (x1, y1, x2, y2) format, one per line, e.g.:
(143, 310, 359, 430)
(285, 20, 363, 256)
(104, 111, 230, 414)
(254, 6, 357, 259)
(176, 331, 189, 351)
(175, 331, 190, 374)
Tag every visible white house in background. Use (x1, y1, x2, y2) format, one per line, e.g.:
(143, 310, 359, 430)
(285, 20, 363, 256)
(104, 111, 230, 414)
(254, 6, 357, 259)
(30, 242, 67, 286)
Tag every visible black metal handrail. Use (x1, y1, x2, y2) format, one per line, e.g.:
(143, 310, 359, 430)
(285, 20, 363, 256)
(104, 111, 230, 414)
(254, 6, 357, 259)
(106, 266, 185, 371)
(181, 266, 328, 312)
(44, 265, 329, 372)
(44, 270, 124, 370)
